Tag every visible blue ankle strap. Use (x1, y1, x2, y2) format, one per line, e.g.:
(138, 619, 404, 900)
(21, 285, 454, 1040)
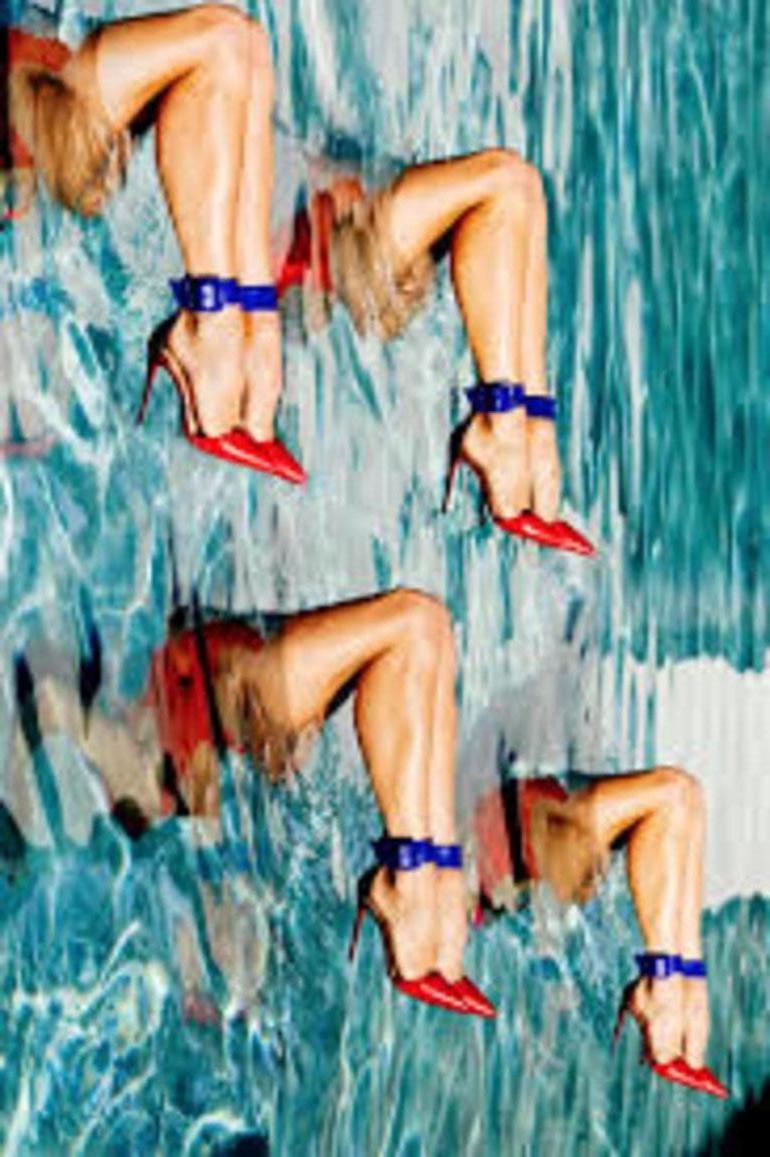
(238, 284, 278, 312)
(170, 275, 239, 312)
(676, 957, 707, 978)
(431, 843, 463, 869)
(635, 952, 681, 980)
(372, 836, 433, 871)
(464, 381, 525, 414)
(525, 394, 558, 420)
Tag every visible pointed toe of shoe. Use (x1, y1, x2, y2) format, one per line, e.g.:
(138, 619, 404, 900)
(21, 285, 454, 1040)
(682, 1063, 730, 1100)
(551, 519, 596, 556)
(452, 976, 497, 1018)
(697, 1067, 730, 1100)
(266, 438, 308, 485)
(495, 511, 596, 556)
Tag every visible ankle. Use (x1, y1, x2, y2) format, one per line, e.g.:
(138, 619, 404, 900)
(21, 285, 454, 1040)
(467, 411, 524, 441)
(643, 975, 683, 1011)
(392, 863, 435, 903)
(244, 311, 281, 340)
(683, 975, 708, 1002)
(486, 410, 526, 439)
(181, 306, 244, 343)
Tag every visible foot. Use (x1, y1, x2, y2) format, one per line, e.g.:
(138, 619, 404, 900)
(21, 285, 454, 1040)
(369, 864, 437, 981)
(434, 867, 469, 982)
(165, 308, 245, 438)
(528, 415, 562, 522)
(460, 411, 529, 520)
(681, 977, 710, 1069)
(626, 976, 684, 1066)
(242, 312, 283, 441)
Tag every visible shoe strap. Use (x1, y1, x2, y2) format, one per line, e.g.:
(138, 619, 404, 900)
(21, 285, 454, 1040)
(371, 836, 433, 871)
(431, 842, 463, 869)
(676, 957, 707, 978)
(635, 952, 682, 979)
(238, 284, 279, 312)
(524, 393, 558, 420)
(170, 275, 239, 312)
(464, 381, 525, 414)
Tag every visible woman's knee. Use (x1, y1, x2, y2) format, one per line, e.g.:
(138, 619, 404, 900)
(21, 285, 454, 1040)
(482, 148, 545, 217)
(194, 6, 269, 83)
(388, 589, 456, 669)
(655, 766, 705, 826)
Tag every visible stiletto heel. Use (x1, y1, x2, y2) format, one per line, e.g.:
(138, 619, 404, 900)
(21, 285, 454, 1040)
(348, 867, 375, 962)
(442, 421, 470, 515)
(140, 275, 306, 483)
(615, 953, 729, 1099)
(350, 837, 467, 1013)
(348, 904, 365, 962)
(137, 361, 157, 427)
(446, 381, 595, 556)
(431, 842, 497, 1019)
(139, 316, 177, 428)
(613, 988, 633, 1046)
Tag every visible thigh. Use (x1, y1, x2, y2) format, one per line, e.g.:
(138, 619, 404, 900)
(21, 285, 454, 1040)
(530, 771, 671, 903)
(243, 591, 407, 731)
(384, 151, 504, 265)
(568, 769, 676, 853)
(63, 8, 231, 129)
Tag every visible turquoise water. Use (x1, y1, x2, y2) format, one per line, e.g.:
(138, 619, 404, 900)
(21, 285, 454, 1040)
(1, 0, 768, 1153)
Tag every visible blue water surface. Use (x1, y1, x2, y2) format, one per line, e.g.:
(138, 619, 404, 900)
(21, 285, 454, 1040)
(1, 0, 768, 1153)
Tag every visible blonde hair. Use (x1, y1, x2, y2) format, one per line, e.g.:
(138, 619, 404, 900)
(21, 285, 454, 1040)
(239, 679, 313, 782)
(330, 187, 436, 341)
(9, 62, 130, 217)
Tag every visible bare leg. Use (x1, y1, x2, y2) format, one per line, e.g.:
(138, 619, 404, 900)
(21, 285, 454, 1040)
(519, 188, 561, 518)
(235, 33, 284, 441)
(62, 7, 263, 436)
(551, 768, 709, 1064)
(225, 590, 465, 979)
(384, 151, 561, 519)
(351, 598, 443, 978)
(678, 781, 709, 1067)
(425, 620, 467, 980)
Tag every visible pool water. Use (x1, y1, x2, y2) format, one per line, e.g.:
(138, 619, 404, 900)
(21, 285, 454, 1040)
(1, 0, 768, 1153)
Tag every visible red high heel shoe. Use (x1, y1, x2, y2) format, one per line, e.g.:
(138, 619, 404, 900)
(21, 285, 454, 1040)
(138, 276, 306, 485)
(349, 838, 467, 1014)
(444, 381, 596, 557)
(430, 842, 497, 1019)
(614, 953, 729, 1099)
